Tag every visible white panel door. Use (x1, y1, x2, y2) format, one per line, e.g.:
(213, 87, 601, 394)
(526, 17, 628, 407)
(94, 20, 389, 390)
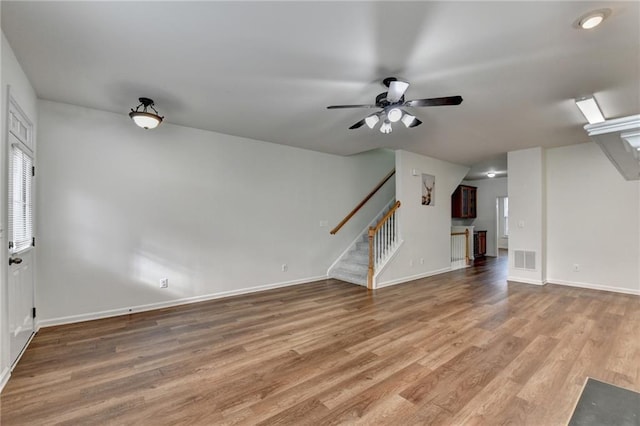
(7, 95, 36, 368)
(8, 250, 34, 366)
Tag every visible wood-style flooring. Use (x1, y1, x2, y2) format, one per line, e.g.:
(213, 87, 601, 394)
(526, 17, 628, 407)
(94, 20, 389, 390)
(1, 256, 639, 425)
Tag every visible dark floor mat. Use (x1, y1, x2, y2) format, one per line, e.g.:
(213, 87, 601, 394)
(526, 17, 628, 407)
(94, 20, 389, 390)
(569, 378, 640, 426)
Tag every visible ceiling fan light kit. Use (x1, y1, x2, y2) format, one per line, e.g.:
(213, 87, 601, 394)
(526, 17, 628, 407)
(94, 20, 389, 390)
(401, 114, 417, 128)
(327, 77, 463, 134)
(129, 97, 164, 129)
(387, 107, 403, 122)
(365, 114, 380, 129)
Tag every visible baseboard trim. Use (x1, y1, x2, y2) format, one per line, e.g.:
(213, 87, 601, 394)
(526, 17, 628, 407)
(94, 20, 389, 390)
(376, 267, 451, 289)
(507, 276, 547, 286)
(547, 279, 640, 296)
(0, 367, 10, 393)
(38, 275, 328, 328)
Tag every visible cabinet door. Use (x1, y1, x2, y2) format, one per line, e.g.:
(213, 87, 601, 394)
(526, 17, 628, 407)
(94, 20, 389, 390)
(451, 185, 478, 219)
(461, 187, 469, 216)
(478, 231, 486, 255)
(468, 187, 477, 218)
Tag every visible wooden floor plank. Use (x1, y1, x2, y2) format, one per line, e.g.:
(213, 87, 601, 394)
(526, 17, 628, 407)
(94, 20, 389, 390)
(1, 255, 638, 425)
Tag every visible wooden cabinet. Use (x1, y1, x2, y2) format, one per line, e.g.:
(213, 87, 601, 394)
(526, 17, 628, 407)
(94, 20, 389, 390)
(474, 231, 487, 258)
(451, 185, 477, 218)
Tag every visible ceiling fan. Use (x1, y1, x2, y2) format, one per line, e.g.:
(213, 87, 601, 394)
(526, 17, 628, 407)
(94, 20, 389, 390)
(327, 77, 463, 134)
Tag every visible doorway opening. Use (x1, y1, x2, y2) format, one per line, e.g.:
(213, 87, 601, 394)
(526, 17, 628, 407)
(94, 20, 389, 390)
(497, 196, 508, 257)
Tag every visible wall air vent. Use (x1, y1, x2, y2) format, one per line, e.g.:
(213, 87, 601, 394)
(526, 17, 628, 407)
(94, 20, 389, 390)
(514, 250, 536, 271)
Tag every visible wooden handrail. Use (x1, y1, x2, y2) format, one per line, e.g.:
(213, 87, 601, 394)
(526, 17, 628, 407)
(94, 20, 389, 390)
(330, 168, 396, 235)
(367, 200, 401, 289)
(371, 201, 401, 233)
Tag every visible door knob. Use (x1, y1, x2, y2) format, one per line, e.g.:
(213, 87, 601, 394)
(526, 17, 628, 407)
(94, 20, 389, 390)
(9, 257, 22, 265)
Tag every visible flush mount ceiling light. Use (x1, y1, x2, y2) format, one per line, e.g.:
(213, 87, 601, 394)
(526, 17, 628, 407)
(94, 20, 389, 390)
(575, 9, 611, 29)
(575, 95, 605, 124)
(129, 97, 164, 129)
(487, 172, 496, 178)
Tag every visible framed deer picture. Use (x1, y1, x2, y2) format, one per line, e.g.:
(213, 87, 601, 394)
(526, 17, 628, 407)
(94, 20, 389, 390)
(422, 174, 435, 206)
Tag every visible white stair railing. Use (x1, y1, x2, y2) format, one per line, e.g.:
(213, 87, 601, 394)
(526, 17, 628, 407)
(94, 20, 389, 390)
(450, 229, 470, 270)
(368, 201, 401, 289)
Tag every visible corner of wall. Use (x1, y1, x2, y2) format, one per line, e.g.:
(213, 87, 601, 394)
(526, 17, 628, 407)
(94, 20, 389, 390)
(507, 147, 545, 285)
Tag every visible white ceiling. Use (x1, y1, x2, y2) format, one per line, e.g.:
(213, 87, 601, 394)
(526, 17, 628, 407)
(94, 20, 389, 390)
(2, 1, 638, 168)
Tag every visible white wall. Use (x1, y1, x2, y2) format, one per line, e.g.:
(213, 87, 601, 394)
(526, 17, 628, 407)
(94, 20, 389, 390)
(1, 31, 38, 389)
(35, 100, 395, 324)
(377, 150, 468, 286)
(546, 142, 640, 294)
(507, 147, 545, 285)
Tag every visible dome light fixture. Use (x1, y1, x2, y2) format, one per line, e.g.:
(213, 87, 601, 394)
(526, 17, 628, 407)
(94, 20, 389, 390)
(129, 97, 164, 129)
(576, 9, 611, 30)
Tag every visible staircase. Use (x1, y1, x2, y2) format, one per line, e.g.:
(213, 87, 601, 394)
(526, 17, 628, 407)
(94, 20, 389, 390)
(329, 233, 370, 286)
(329, 199, 400, 287)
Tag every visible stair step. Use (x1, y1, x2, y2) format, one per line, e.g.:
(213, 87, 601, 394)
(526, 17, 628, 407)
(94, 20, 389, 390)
(330, 268, 367, 286)
(329, 198, 397, 288)
(334, 261, 368, 274)
(356, 241, 369, 251)
(343, 253, 368, 265)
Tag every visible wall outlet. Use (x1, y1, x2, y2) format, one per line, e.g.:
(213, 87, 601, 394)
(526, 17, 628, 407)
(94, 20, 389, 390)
(160, 278, 169, 288)
(409, 259, 414, 267)
(420, 258, 424, 265)
(319, 220, 328, 227)
(281, 264, 288, 272)
(573, 264, 580, 272)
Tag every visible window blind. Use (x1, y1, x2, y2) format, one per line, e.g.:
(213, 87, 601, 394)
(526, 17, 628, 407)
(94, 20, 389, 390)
(9, 144, 33, 253)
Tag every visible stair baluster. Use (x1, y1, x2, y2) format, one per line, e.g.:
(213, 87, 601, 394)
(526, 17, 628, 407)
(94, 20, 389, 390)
(367, 200, 401, 289)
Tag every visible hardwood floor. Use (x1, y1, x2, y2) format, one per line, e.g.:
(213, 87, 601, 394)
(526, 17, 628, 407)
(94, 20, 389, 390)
(1, 256, 638, 425)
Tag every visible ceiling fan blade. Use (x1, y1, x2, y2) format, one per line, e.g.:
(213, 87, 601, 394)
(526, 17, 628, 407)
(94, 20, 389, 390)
(408, 118, 423, 128)
(386, 80, 409, 103)
(405, 96, 463, 107)
(327, 104, 378, 109)
(349, 118, 367, 129)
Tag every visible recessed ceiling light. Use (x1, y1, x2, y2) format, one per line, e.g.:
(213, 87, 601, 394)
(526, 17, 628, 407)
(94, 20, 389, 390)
(487, 172, 496, 178)
(576, 9, 611, 30)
